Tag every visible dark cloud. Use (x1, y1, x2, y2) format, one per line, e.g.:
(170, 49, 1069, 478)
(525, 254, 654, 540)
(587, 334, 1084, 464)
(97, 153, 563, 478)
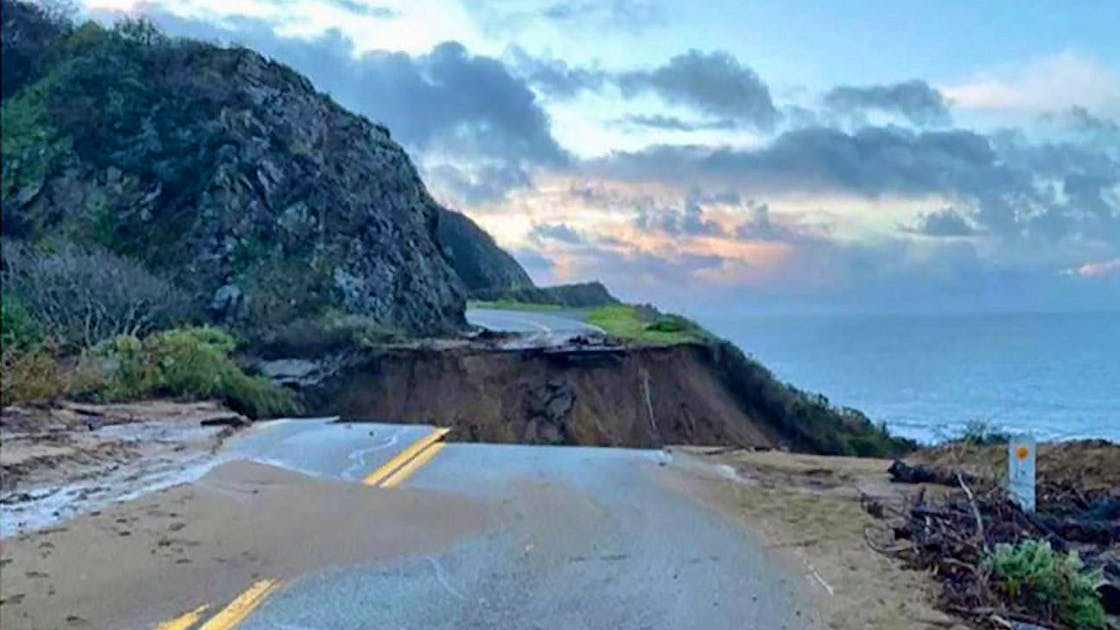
(425, 162, 532, 205)
(906, 208, 978, 237)
(324, 0, 399, 18)
(593, 124, 1120, 247)
(632, 192, 725, 237)
(506, 47, 608, 99)
(529, 223, 587, 244)
(540, 0, 662, 29)
(619, 50, 778, 130)
(510, 49, 776, 130)
(616, 114, 736, 131)
(147, 12, 567, 203)
(824, 80, 951, 127)
(735, 201, 796, 241)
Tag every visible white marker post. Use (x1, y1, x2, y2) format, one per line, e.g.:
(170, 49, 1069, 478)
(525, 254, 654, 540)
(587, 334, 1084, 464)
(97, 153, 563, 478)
(1008, 435, 1036, 512)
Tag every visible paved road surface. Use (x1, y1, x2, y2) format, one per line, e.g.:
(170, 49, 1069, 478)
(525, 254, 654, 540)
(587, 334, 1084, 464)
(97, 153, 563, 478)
(466, 308, 605, 338)
(7, 420, 819, 629)
(229, 421, 815, 629)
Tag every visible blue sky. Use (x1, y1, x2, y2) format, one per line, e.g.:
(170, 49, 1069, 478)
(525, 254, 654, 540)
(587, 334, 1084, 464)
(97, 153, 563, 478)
(84, 0, 1120, 314)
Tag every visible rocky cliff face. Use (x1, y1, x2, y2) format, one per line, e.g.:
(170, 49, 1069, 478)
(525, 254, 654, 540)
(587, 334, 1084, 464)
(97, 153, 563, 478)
(436, 209, 534, 292)
(1, 3, 532, 335)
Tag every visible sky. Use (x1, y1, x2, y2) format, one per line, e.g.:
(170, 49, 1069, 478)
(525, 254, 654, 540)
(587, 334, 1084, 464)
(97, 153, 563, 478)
(82, 0, 1120, 316)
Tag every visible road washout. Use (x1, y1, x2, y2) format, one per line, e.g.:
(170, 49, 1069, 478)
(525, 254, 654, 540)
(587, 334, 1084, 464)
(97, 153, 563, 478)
(0, 401, 249, 536)
(0, 459, 488, 629)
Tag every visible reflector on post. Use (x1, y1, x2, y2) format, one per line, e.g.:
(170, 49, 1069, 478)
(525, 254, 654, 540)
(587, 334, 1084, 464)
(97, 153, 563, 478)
(1008, 435, 1036, 512)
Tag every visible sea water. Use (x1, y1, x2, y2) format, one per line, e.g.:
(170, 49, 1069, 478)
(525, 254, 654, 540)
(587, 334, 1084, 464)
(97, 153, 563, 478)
(699, 311, 1120, 444)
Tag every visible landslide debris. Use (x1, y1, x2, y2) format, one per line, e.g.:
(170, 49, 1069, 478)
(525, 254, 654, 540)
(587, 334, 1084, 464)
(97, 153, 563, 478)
(866, 441, 1120, 629)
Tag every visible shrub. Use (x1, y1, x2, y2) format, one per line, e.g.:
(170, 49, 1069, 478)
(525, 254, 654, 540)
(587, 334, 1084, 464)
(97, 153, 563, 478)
(1, 291, 42, 351)
(957, 419, 1011, 446)
(77, 326, 299, 419)
(1, 240, 194, 348)
(985, 539, 1106, 629)
(0, 345, 65, 405)
(254, 310, 404, 358)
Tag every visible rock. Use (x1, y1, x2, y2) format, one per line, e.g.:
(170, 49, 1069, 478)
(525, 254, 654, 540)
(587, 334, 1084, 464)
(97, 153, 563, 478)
(2, 2, 549, 337)
(1099, 580, 1120, 615)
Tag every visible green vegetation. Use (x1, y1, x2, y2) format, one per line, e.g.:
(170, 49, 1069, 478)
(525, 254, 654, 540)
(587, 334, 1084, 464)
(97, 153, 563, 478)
(585, 304, 709, 345)
(957, 419, 1011, 446)
(255, 310, 405, 358)
(467, 299, 563, 312)
(1, 291, 42, 352)
(72, 326, 299, 419)
(985, 539, 1105, 629)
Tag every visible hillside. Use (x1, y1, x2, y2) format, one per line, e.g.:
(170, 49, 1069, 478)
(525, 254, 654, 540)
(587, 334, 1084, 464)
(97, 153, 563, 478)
(0, 2, 529, 336)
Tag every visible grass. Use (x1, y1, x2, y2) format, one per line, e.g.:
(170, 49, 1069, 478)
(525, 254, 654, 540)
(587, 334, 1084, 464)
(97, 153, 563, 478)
(467, 299, 563, 312)
(584, 304, 709, 345)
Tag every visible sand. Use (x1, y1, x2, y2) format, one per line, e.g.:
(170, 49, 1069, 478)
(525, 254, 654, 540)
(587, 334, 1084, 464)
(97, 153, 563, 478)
(0, 460, 488, 629)
(665, 448, 969, 630)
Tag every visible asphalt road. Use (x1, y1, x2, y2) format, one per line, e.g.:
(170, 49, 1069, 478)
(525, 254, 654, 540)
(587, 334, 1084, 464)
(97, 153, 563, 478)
(466, 308, 605, 338)
(4, 420, 818, 629)
(211, 420, 815, 628)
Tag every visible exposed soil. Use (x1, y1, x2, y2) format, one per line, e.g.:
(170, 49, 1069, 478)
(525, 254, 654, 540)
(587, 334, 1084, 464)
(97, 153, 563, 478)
(307, 343, 784, 449)
(0, 460, 488, 629)
(670, 447, 967, 629)
(0, 401, 246, 534)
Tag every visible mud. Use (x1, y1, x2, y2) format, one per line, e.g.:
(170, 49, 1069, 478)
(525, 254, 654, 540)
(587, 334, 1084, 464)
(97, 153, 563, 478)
(670, 448, 967, 629)
(0, 460, 488, 629)
(308, 343, 784, 450)
(0, 401, 247, 535)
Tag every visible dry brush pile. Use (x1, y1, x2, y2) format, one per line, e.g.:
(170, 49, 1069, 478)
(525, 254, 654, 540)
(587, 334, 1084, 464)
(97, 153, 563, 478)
(864, 455, 1119, 629)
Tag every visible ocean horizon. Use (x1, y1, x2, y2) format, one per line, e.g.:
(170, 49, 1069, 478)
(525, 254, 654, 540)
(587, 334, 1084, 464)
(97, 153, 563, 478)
(699, 310, 1120, 444)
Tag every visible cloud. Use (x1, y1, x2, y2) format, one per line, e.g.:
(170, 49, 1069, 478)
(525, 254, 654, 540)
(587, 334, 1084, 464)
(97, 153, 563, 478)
(592, 125, 1120, 247)
(906, 208, 978, 237)
(324, 0, 398, 18)
(618, 50, 778, 129)
(529, 222, 587, 244)
(824, 80, 951, 127)
(633, 194, 724, 237)
(539, 0, 662, 30)
(943, 50, 1120, 118)
(735, 201, 797, 242)
(510, 49, 777, 130)
(1074, 258, 1120, 277)
(615, 114, 736, 131)
(146, 12, 567, 202)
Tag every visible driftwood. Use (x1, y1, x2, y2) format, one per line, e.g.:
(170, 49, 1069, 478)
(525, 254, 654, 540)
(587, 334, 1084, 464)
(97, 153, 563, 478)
(868, 463, 1119, 628)
(887, 459, 976, 486)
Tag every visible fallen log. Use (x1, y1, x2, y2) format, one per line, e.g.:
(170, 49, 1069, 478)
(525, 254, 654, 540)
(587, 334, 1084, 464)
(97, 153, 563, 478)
(888, 460, 975, 486)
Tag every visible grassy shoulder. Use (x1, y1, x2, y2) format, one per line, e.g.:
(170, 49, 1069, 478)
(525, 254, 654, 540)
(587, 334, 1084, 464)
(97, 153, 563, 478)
(467, 299, 563, 312)
(585, 304, 710, 345)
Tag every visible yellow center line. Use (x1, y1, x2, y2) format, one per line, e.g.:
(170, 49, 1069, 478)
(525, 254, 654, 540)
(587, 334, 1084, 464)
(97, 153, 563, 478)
(198, 579, 280, 630)
(362, 427, 450, 486)
(154, 604, 209, 630)
(380, 441, 446, 488)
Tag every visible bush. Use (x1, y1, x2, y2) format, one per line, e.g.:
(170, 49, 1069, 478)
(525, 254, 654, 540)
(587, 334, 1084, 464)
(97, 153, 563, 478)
(76, 326, 299, 419)
(1, 291, 42, 351)
(986, 539, 1106, 629)
(0, 345, 65, 405)
(254, 310, 404, 358)
(957, 419, 1011, 446)
(1, 240, 194, 348)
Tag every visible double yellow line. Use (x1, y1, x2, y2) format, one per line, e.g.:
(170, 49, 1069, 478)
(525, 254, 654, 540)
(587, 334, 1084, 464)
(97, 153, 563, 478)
(153, 426, 450, 630)
(363, 426, 451, 488)
(155, 579, 279, 630)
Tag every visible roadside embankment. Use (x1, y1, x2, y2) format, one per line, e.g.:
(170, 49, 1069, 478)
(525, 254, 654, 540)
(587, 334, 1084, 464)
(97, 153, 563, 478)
(298, 338, 912, 457)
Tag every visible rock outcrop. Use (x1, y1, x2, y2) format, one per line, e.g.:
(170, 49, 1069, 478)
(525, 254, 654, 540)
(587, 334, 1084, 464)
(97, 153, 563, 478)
(0, 3, 536, 336)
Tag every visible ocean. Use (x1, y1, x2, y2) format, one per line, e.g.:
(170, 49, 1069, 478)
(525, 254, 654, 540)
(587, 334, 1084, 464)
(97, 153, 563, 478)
(699, 311, 1120, 444)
